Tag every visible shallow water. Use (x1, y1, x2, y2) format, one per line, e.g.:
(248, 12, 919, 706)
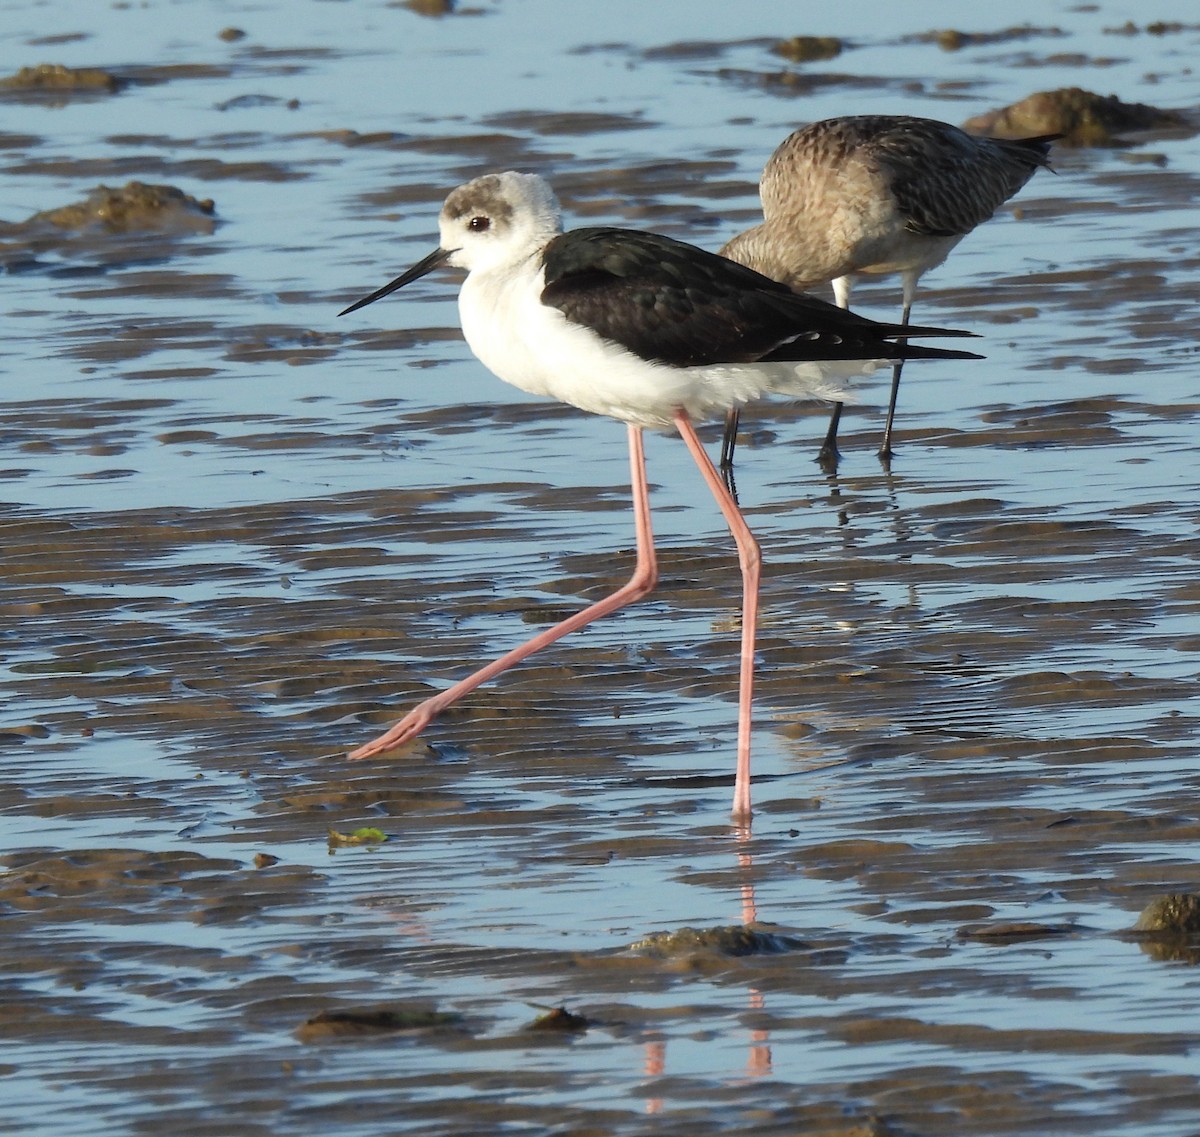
(4, 2, 1200, 1135)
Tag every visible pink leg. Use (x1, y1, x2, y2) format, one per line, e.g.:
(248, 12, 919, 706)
(673, 410, 760, 821)
(348, 424, 658, 760)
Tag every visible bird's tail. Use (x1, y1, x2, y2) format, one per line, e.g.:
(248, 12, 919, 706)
(762, 334, 981, 364)
(888, 340, 983, 362)
(1003, 132, 1063, 169)
(870, 317, 978, 341)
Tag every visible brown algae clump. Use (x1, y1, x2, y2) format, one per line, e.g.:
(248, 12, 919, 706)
(524, 1006, 589, 1032)
(923, 25, 1065, 50)
(772, 36, 843, 63)
(0, 63, 125, 93)
(1129, 894, 1200, 964)
(963, 87, 1189, 145)
(956, 921, 1076, 944)
(630, 924, 806, 958)
(297, 1004, 462, 1041)
(28, 182, 217, 234)
(1133, 893, 1200, 936)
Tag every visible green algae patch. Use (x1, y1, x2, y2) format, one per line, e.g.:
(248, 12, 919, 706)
(327, 826, 388, 848)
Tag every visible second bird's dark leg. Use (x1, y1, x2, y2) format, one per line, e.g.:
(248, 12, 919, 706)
(816, 402, 843, 474)
(720, 407, 740, 470)
(877, 300, 913, 466)
(719, 407, 742, 497)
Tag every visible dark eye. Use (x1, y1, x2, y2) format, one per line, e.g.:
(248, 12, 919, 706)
(468, 215, 490, 232)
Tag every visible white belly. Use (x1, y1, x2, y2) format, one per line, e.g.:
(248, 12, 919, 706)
(458, 259, 861, 430)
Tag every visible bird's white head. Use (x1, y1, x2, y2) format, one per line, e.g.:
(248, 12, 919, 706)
(438, 171, 563, 274)
(338, 171, 564, 319)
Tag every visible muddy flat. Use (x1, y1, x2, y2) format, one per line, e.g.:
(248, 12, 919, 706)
(4, 3, 1200, 1135)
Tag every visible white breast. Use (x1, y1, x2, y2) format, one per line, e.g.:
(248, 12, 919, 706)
(457, 260, 863, 431)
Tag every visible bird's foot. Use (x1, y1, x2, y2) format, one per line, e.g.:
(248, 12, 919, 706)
(347, 700, 439, 760)
(816, 442, 840, 475)
(876, 442, 894, 471)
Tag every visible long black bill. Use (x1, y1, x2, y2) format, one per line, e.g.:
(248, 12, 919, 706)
(337, 246, 453, 317)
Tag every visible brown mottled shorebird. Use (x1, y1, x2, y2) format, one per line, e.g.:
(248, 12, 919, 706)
(719, 114, 1058, 471)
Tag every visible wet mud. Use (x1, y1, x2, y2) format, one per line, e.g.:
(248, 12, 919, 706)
(4, 3, 1200, 1136)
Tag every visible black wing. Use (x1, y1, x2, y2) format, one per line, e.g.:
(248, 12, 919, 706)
(540, 227, 976, 367)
